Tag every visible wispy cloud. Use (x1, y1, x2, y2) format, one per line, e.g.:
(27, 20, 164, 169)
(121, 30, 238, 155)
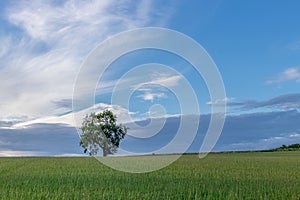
(248, 93, 300, 110)
(266, 67, 300, 85)
(0, 0, 173, 123)
(209, 94, 300, 111)
(132, 74, 182, 91)
(10, 102, 136, 129)
(206, 97, 232, 106)
(96, 68, 183, 103)
(133, 73, 182, 102)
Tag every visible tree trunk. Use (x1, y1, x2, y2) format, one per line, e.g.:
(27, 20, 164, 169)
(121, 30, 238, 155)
(103, 148, 108, 157)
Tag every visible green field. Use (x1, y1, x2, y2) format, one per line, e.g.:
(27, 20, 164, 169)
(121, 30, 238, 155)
(0, 151, 299, 199)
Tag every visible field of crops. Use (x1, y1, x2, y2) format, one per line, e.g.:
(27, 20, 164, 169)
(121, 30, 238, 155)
(0, 151, 299, 199)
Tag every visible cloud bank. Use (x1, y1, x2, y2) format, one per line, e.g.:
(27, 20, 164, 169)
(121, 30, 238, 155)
(1, 109, 299, 156)
(209, 93, 300, 112)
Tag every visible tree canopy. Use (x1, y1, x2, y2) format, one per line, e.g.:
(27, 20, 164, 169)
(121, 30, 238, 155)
(79, 110, 127, 156)
(271, 143, 300, 151)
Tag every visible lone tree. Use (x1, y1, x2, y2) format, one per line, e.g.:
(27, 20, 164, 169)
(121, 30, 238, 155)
(79, 110, 127, 156)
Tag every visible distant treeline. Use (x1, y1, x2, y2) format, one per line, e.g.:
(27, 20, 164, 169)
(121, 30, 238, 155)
(269, 143, 300, 152)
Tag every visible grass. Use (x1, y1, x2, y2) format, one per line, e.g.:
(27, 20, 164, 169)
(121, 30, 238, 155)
(0, 151, 299, 199)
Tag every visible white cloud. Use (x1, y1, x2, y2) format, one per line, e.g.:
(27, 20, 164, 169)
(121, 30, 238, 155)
(151, 74, 182, 87)
(11, 102, 136, 129)
(1, 0, 173, 122)
(288, 132, 300, 138)
(132, 73, 182, 102)
(132, 74, 176, 102)
(95, 67, 183, 105)
(138, 92, 167, 101)
(267, 67, 300, 85)
(207, 97, 232, 106)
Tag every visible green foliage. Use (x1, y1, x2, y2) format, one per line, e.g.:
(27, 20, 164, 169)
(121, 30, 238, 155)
(0, 152, 300, 199)
(288, 143, 300, 148)
(79, 110, 127, 156)
(272, 143, 300, 152)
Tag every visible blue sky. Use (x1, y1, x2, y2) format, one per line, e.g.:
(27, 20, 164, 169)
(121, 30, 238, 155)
(174, 0, 300, 100)
(0, 0, 299, 156)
